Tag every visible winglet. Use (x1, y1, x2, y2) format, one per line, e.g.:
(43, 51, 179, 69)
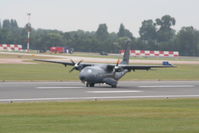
(162, 61, 175, 67)
(162, 61, 171, 65)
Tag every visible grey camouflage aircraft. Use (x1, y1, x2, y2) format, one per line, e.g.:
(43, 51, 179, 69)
(34, 42, 174, 88)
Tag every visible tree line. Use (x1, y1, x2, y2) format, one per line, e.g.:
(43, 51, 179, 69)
(0, 15, 199, 56)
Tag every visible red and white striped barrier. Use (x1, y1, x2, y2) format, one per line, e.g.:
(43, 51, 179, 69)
(0, 44, 23, 52)
(120, 50, 179, 57)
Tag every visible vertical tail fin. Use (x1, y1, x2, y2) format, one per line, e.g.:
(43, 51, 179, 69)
(121, 40, 131, 64)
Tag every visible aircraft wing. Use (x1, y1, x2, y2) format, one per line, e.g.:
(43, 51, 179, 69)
(34, 59, 73, 66)
(121, 64, 174, 71)
(107, 61, 175, 72)
(33, 59, 92, 68)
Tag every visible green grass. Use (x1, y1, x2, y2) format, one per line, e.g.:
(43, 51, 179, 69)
(0, 99, 199, 133)
(123, 64, 199, 80)
(0, 63, 199, 81)
(0, 64, 79, 81)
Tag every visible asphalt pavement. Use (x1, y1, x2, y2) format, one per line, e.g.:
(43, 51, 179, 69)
(0, 81, 199, 102)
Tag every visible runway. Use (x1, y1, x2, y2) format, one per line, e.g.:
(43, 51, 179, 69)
(0, 81, 199, 102)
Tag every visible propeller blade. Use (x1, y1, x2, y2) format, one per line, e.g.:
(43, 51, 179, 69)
(114, 59, 121, 72)
(70, 59, 75, 65)
(77, 60, 83, 65)
(116, 59, 120, 66)
(69, 60, 84, 72)
(69, 67, 75, 72)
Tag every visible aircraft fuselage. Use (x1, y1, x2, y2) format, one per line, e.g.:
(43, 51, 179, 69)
(79, 65, 128, 87)
(80, 65, 107, 83)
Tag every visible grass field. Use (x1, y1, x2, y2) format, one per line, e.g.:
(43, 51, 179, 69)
(0, 63, 199, 81)
(0, 99, 199, 133)
(0, 64, 79, 81)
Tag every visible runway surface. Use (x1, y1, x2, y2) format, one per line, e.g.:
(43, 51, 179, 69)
(0, 81, 199, 102)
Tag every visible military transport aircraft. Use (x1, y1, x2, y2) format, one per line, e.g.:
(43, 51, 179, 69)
(34, 42, 174, 88)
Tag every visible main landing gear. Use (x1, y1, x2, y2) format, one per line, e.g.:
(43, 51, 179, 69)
(85, 82, 117, 88)
(86, 83, 95, 87)
(111, 85, 117, 88)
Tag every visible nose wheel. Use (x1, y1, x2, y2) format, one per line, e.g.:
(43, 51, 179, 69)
(86, 83, 95, 87)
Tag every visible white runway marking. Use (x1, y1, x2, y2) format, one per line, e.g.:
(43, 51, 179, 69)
(87, 90, 142, 93)
(1, 95, 199, 102)
(36, 87, 85, 89)
(138, 85, 195, 88)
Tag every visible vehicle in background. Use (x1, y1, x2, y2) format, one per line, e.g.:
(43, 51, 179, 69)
(50, 47, 73, 54)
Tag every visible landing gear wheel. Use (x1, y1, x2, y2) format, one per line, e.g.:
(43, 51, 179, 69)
(111, 85, 117, 88)
(86, 83, 95, 87)
(86, 83, 89, 87)
(90, 83, 95, 87)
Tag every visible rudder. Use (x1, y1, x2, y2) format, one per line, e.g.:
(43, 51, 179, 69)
(121, 40, 131, 64)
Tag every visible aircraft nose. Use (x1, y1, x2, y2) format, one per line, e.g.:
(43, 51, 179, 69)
(79, 71, 89, 81)
(80, 74, 86, 81)
(79, 71, 95, 82)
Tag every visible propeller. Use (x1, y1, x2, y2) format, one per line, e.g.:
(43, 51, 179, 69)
(69, 59, 83, 72)
(114, 59, 122, 72)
